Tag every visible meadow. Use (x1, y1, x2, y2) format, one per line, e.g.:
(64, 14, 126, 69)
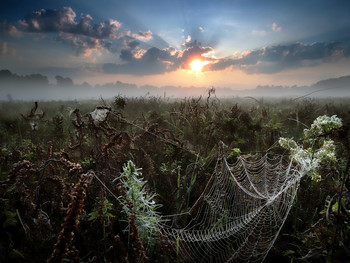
(0, 93, 350, 262)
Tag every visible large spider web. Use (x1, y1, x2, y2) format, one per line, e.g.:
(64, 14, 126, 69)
(160, 153, 306, 262)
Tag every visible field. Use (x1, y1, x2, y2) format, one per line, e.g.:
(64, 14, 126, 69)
(1, 94, 350, 263)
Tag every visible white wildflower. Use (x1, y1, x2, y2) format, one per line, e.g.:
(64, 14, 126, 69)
(314, 139, 337, 164)
(279, 115, 342, 182)
(279, 137, 298, 150)
(304, 115, 342, 139)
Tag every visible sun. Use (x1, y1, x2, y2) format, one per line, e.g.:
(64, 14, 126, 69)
(190, 59, 210, 75)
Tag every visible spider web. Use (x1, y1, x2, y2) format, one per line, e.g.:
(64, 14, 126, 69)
(160, 153, 305, 262)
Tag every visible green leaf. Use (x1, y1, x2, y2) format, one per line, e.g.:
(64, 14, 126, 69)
(282, 250, 295, 256)
(332, 201, 338, 213)
(12, 249, 25, 259)
(88, 211, 99, 221)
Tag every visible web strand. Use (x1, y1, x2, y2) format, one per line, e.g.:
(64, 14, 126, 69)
(160, 154, 304, 262)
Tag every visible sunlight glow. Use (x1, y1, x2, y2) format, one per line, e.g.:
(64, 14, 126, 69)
(190, 59, 210, 75)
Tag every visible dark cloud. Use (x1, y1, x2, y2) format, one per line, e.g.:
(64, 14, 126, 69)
(110, 46, 177, 75)
(17, 7, 154, 43)
(108, 40, 350, 76)
(11, 7, 122, 57)
(55, 33, 101, 56)
(103, 39, 350, 76)
(90, 19, 121, 39)
(19, 7, 76, 33)
(210, 41, 350, 74)
(125, 40, 140, 49)
(119, 40, 141, 61)
(142, 47, 171, 63)
(120, 49, 134, 61)
(9, 7, 156, 57)
(104, 41, 215, 75)
(19, 7, 121, 39)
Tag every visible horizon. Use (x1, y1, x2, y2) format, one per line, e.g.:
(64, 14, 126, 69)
(2, 67, 350, 88)
(1, 0, 350, 93)
(1, 68, 350, 100)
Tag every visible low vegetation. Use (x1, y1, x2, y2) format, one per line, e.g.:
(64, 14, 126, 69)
(1, 93, 350, 262)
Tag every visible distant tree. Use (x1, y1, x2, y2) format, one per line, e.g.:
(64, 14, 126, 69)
(25, 74, 49, 85)
(0, 69, 12, 79)
(0, 69, 22, 84)
(0, 69, 49, 86)
(55, 75, 74, 86)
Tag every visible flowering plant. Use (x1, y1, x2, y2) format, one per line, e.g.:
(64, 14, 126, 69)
(279, 115, 342, 181)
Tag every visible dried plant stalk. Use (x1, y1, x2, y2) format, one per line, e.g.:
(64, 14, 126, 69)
(47, 171, 94, 263)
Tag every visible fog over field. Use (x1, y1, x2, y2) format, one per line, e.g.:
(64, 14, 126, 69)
(1, 69, 350, 101)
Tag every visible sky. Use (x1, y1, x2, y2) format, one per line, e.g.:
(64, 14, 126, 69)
(1, 0, 350, 89)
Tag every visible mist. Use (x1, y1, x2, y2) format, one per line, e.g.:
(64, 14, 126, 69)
(1, 69, 350, 101)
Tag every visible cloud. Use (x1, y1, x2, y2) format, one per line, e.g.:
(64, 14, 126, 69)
(119, 39, 142, 61)
(183, 39, 202, 48)
(0, 40, 17, 57)
(100, 40, 348, 76)
(15, 7, 121, 57)
(90, 19, 121, 39)
(124, 39, 140, 49)
(7, 7, 156, 57)
(104, 40, 214, 75)
(0, 21, 20, 37)
(272, 23, 282, 32)
(56, 33, 102, 56)
(142, 47, 174, 63)
(131, 30, 152, 41)
(209, 41, 350, 74)
(133, 49, 147, 59)
(20, 7, 77, 32)
(120, 49, 134, 61)
(19, 7, 121, 39)
(0, 41, 7, 56)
